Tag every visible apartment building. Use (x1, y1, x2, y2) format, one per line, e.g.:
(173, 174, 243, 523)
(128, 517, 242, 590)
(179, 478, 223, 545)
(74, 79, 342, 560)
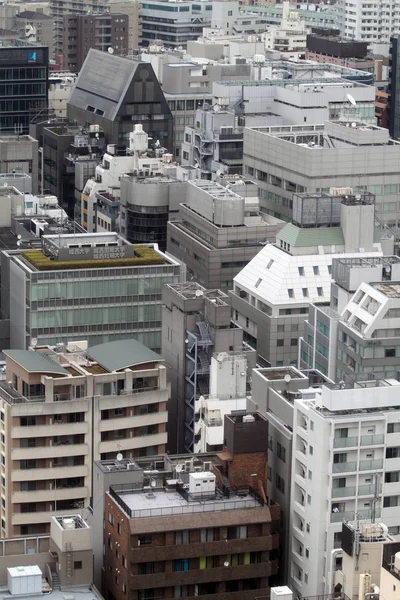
(63, 13, 129, 72)
(243, 120, 400, 225)
(263, 2, 307, 58)
(381, 542, 400, 600)
(339, 0, 400, 54)
(230, 191, 386, 367)
(389, 35, 400, 141)
(167, 179, 284, 291)
(289, 379, 400, 597)
(140, 0, 212, 49)
(109, 0, 141, 54)
(49, 0, 109, 57)
(300, 256, 400, 382)
(1, 232, 180, 351)
(14, 11, 54, 59)
(103, 413, 280, 600)
(161, 282, 255, 453)
(0, 338, 169, 537)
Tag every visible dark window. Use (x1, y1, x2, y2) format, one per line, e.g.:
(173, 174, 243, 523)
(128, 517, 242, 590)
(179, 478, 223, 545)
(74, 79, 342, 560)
(74, 561, 82, 569)
(138, 535, 152, 545)
(385, 348, 396, 358)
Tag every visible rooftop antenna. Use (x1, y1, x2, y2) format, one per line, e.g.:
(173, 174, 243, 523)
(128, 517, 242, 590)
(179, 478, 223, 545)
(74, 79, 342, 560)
(347, 93, 357, 107)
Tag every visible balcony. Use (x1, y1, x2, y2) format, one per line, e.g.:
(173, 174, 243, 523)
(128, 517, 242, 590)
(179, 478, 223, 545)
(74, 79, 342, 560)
(360, 434, 385, 446)
(11, 465, 88, 482)
(358, 484, 381, 496)
(98, 411, 167, 432)
(130, 562, 274, 590)
(334, 437, 359, 448)
(11, 443, 89, 461)
(98, 432, 167, 454)
(332, 486, 356, 498)
(333, 462, 357, 473)
(12, 422, 88, 439)
(12, 507, 84, 526)
(12, 486, 89, 504)
(130, 534, 279, 562)
(331, 510, 355, 523)
(359, 459, 383, 471)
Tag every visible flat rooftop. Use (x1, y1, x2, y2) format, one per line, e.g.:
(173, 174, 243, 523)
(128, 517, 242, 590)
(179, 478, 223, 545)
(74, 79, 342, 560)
(371, 282, 400, 298)
(111, 487, 262, 519)
(165, 282, 229, 302)
(189, 179, 243, 201)
(0, 586, 102, 600)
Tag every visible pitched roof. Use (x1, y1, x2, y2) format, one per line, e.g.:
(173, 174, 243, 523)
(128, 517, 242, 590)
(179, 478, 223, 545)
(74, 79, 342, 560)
(87, 339, 162, 372)
(3, 349, 69, 375)
(277, 223, 344, 247)
(16, 11, 52, 20)
(68, 49, 141, 121)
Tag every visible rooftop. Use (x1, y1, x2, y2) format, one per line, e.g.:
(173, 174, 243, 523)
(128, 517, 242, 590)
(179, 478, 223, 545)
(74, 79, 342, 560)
(3, 349, 69, 375)
(371, 282, 400, 298)
(16, 10, 53, 20)
(0, 585, 102, 600)
(166, 282, 229, 302)
(87, 339, 162, 372)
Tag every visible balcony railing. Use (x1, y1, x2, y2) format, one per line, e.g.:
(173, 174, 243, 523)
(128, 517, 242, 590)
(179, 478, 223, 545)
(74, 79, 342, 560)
(360, 434, 385, 446)
(333, 462, 357, 473)
(358, 484, 380, 496)
(332, 486, 356, 498)
(331, 510, 355, 523)
(334, 437, 359, 448)
(359, 458, 383, 471)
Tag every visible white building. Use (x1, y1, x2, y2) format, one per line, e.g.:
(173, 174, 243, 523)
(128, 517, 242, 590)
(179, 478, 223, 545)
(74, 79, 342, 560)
(194, 352, 248, 453)
(263, 1, 307, 59)
(290, 379, 400, 597)
(48, 73, 76, 119)
(340, 0, 400, 55)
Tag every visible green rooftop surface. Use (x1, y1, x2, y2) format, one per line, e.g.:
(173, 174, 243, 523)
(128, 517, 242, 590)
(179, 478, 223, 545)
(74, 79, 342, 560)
(277, 223, 381, 247)
(87, 339, 163, 372)
(3, 349, 69, 375)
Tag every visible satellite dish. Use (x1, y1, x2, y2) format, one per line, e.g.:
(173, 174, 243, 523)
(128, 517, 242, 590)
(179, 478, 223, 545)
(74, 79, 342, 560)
(150, 480, 156, 488)
(17, 234, 22, 240)
(108, 47, 114, 54)
(347, 93, 356, 107)
(284, 374, 291, 383)
(216, 353, 224, 363)
(16, 240, 21, 247)
(116, 452, 123, 461)
(175, 464, 184, 473)
(31, 338, 37, 347)
(351, 122, 357, 128)
(224, 561, 230, 568)
(195, 289, 204, 297)
(213, 104, 220, 112)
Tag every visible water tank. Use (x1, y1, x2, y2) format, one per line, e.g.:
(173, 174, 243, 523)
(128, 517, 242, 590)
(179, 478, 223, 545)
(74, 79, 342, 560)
(129, 124, 149, 153)
(8, 566, 42, 595)
(62, 518, 75, 530)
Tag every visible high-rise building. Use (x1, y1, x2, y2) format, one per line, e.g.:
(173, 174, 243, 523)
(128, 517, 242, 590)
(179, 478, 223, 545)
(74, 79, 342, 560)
(0, 36, 48, 135)
(63, 13, 129, 72)
(1, 232, 181, 351)
(389, 35, 400, 140)
(340, 0, 400, 54)
(102, 413, 280, 600)
(0, 338, 169, 537)
(162, 282, 255, 453)
(49, 0, 109, 57)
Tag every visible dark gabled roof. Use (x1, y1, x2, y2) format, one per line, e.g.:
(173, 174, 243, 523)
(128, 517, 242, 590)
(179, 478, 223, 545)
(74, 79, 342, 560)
(87, 339, 162, 372)
(16, 11, 53, 20)
(68, 49, 141, 121)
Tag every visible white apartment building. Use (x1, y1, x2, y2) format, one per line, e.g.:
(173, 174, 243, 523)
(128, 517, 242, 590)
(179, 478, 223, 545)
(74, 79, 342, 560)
(290, 380, 400, 598)
(194, 352, 248, 453)
(0, 339, 169, 538)
(340, 0, 400, 55)
(263, 1, 307, 58)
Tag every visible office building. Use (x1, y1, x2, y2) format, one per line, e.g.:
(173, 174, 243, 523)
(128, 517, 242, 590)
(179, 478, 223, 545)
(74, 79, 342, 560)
(14, 10, 54, 58)
(48, 73, 76, 119)
(0, 135, 39, 193)
(306, 34, 377, 72)
(67, 49, 173, 150)
(49, 0, 109, 57)
(241, 3, 340, 33)
(103, 413, 280, 600)
(140, 0, 212, 49)
(288, 378, 400, 597)
(263, 2, 307, 58)
(1, 232, 180, 350)
(63, 13, 129, 72)
(243, 120, 400, 225)
(167, 179, 284, 291)
(161, 282, 256, 453)
(0, 337, 169, 536)
(230, 190, 386, 367)
(299, 256, 400, 382)
(0, 36, 48, 135)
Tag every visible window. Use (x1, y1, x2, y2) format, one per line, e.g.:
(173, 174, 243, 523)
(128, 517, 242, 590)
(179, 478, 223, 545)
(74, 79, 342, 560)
(317, 287, 323, 297)
(386, 472, 400, 483)
(278, 325, 284, 332)
(298, 266, 305, 276)
(174, 558, 189, 571)
(383, 495, 399, 508)
(175, 530, 189, 544)
(306, 523, 310, 533)
(277, 339, 284, 347)
(122, 555, 127, 568)
(288, 288, 294, 298)
(276, 473, 285, 493)
(302, 288, 309, 298)
(227, 525, 247, 539)
(308, 470, 312, 480)
(386, 447, 400, 459)
(277, 442, 286, 462)
(291, 338, 298, 346)
(307, 494, 311, 505)
(138, 535, 152, 545)
(74, 561, 82, 570)
(310, 420, 314, 431)
(309, 445, 313, 455)
(305, 548, 310, 558)
(138, 562, 154, 574)
(388, 423, 400, 433)
(385, 348, 396, 358)
(200, 528, 214, 542)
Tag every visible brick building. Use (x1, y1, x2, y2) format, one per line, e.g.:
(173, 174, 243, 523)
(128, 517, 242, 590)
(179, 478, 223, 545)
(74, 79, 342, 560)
(102, 413, 280, 600)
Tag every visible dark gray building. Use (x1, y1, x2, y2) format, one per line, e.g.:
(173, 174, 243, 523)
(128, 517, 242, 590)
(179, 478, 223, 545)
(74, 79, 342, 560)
(67, 49, 173, 151)
(389, 35, 400, 140)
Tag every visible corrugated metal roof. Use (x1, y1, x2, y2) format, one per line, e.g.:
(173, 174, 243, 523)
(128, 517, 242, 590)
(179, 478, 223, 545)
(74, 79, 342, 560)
(3, 350, 69, 375)
(87, 339, 162, 372)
